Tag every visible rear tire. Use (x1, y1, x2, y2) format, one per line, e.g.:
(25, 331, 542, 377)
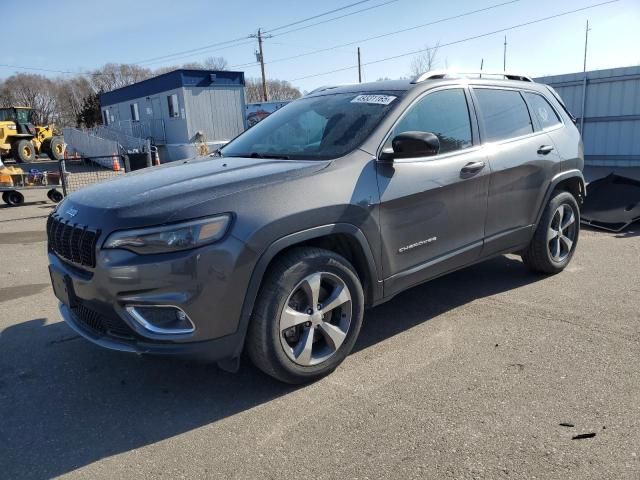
(246, 247, 365, 384)
(521, 190, 580, 274)
(47, 188, 63, 203)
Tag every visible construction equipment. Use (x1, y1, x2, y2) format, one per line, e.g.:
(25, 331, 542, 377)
(0, 107, 64, 162)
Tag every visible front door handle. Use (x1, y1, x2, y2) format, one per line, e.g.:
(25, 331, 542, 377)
(460, 160, 485, 175)
(537, 145, 555, 155)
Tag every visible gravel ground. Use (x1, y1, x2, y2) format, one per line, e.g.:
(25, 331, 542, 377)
(0, 190, 638, 480)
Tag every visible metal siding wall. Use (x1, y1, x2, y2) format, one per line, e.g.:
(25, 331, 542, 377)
(184, 86, 245, 142)
(537, 65, 640, 167)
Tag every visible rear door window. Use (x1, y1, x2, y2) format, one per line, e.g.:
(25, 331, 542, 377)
(523, 92, 562, 130)
(474, 88, 533, 142)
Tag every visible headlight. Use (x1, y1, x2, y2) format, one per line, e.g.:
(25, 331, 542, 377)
(103, 214, 231, 254)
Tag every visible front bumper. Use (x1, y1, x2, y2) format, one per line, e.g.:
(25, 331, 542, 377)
(48, 232, 257, 362)
(59, 302, 241, 361)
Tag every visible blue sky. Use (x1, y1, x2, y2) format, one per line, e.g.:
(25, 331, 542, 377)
(3, 0, 639, 91)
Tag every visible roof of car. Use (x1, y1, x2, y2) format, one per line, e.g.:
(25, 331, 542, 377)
(305, 72, 542, 98)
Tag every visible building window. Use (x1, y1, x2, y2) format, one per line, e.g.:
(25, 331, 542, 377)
(103, 110, 109, 126)
(130, 103, 140, 122)
(168, 94, 179, 118)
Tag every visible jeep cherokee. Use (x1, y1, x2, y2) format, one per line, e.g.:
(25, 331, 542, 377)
(47, 71, 584, 384)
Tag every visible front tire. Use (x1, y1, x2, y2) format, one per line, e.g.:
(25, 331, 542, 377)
(521, 190, 580, 274)
(49, 136, 65, 160)
(11, 139, 35, 163)
(246, 247, 365, 384)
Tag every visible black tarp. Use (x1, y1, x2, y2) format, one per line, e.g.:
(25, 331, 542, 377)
(581, 174, 640, 232)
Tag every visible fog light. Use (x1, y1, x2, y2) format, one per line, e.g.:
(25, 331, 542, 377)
(125, 305, 195, 335)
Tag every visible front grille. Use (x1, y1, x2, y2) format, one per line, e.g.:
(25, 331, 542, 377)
(71, 303, 136, 339)
(47, 214, 99, 267)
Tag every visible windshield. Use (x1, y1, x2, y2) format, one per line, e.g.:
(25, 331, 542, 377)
(221, 92, 401, 160)
(15, 109, 31, 124)
(0, 108, 32, 123)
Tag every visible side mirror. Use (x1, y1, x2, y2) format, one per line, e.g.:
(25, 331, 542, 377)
(379, 131, 440, 162)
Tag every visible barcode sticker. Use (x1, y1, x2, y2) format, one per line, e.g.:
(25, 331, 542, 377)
(351, 94, 397, 105)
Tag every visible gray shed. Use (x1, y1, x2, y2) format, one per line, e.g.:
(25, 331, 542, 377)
(99, 69, 247, 161)
(536, 65, 640, 167)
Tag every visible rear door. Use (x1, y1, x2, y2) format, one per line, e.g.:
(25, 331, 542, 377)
(377, 86, 490, 296)
(470, 86, 562, 255)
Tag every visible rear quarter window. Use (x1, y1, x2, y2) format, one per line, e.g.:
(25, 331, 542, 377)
(523, 92, 562, 129)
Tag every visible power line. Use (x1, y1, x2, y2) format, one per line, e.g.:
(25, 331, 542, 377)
(231, 0, 521, 69)
(0, 0, 401, 75)
(290, 0, 619, 82)
(263, 0, 372, 34)
(269, 0, 400, 38)
(135, 0, 389, 67)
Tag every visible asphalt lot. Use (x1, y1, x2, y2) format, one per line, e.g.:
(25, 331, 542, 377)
(1, 190, 639, 479)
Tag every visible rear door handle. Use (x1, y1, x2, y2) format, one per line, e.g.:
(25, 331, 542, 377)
(537, 145, 554, 155)
(460, 160, 485, 175)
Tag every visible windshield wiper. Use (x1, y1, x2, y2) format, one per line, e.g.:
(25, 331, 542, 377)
(249, 152, 290, 160)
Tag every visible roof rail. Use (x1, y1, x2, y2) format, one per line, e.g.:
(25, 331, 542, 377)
(411, 70, 534, 84)
(305, 83, 355, 95)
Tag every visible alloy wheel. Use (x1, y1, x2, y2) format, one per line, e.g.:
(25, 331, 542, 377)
(279, 272, 352, 366)
(547, 203, 577, 262)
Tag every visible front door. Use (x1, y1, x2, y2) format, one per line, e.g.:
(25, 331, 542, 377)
(377, 86, 490, 297)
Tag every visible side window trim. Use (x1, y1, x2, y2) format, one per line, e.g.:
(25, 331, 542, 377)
(377, 85, 479, 162)
(469, 85, 545, 145)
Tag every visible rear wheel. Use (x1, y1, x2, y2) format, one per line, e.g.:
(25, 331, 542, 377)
(49, 136, 65, 160)
(521, 190, 580, 274)
(3, 190, 25, 206)
(47, 188, 63, 203)
(246, 247, 364, 384)
(11, 139, 35, 163)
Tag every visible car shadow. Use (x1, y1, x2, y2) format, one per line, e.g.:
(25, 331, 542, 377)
(0, 255, 541, 479)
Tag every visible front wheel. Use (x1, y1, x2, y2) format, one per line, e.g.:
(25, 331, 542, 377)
(521, 190, 580, 274)
(246, 247, 365, 384)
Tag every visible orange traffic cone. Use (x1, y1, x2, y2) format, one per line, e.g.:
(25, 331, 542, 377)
(112, 155, 121, 171)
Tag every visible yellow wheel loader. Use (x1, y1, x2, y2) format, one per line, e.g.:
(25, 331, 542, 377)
(0, 107, 64, 163)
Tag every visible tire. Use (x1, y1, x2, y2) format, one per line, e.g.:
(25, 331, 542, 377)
(47, 189, 63, 203)
(521, 190, 580, 274)
(246, 247, 365, 384)
(11, 139, 35, 163)
(2, 192, 9, 204)
(4, 190, 25, 206)
(49, 136, 65, 160)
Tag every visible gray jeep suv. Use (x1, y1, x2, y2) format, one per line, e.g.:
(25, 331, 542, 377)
(47, 71, 584, 383)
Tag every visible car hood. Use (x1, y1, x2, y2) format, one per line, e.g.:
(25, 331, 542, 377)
(58, 156, 329, 228)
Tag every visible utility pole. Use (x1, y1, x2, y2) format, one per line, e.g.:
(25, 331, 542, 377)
(480, 58, 484, 78)
(579, 20, 591, 134)
(503, 35, 507, 71)
(357, 47, 362, 83)
(250, 29, 269, 102)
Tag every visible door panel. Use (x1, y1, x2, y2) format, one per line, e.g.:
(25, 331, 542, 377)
(376, 87, 489, 296)
(378, 150, 490, 295)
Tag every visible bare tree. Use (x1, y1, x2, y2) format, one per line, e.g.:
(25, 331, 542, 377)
(245, 78, 302, 103)
(410, 42, 441, 77)
(88, 63, 154, 93)
(0, 73, 59, 125)
(55, 76, 92, 127)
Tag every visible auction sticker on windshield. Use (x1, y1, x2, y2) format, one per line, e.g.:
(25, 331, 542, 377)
(351, 94, 397, 105)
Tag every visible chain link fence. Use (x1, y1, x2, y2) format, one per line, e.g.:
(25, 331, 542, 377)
(59, 153, 153, 195)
